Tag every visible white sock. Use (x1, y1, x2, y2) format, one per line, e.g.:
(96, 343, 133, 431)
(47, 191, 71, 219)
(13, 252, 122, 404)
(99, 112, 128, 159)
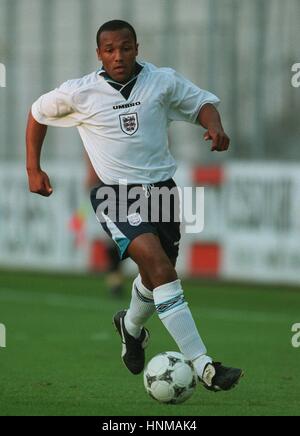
(192, 354, 213, 380)
(153, 279, 212, 378)
(124, 275, 155, 339)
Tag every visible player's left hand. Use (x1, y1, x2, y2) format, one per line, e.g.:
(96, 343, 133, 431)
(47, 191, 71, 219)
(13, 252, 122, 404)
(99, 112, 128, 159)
(204, 126, 230, 152)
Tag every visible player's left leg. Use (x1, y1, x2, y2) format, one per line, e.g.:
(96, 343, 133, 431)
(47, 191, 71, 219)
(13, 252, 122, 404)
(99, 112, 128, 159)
(126, 234, 244, 391)
(127, 233, 212, 374)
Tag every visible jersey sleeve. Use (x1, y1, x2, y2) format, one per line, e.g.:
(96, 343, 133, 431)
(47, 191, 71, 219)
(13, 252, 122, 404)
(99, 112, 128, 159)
(31, 81, 80, 127)
(167, 70, 220, 124)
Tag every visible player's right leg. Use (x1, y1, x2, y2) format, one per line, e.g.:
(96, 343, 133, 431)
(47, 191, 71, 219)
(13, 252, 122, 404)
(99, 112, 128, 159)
(112, 236, 177, 374)
(112, 269, 155, 375)
(113, 307, 151, 375)
(106, 242, 124, 298)
(90, 183, 157, 374)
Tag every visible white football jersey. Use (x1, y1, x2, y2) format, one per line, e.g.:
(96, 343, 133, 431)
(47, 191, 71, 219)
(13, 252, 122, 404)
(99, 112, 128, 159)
(32, 61, 220, 184)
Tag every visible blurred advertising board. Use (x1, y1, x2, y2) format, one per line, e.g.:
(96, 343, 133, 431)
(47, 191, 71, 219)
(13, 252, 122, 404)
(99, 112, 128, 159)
(190, 162, 300, 285)
(0, 163, 87, 271)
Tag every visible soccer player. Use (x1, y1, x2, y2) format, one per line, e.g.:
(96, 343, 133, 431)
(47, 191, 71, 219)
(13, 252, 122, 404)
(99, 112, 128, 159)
(26, 20, 243, 392)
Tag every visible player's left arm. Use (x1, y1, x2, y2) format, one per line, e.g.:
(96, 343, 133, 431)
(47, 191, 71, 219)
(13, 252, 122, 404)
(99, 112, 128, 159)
(197, 103, 230, 152)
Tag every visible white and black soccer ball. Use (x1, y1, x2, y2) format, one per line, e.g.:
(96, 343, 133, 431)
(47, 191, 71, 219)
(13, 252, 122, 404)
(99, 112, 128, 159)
(143, 351, 198, 404)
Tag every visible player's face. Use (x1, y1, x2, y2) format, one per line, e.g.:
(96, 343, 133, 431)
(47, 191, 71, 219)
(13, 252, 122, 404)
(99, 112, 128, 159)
(97, 29, 138, 83)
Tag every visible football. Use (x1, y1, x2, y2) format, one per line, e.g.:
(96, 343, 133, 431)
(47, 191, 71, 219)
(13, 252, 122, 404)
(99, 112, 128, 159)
(143, 351, 198, 404)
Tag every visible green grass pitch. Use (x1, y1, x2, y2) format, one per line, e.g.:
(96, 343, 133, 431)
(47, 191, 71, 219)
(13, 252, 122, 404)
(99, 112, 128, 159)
(0, 270, 299, 416)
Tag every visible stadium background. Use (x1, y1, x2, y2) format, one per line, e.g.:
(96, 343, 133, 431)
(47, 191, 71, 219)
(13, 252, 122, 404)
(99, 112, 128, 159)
(0, 0, 300, 416)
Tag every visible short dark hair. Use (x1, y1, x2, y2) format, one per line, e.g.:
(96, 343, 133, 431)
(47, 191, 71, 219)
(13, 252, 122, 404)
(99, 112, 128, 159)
(96, 20, 137, 48)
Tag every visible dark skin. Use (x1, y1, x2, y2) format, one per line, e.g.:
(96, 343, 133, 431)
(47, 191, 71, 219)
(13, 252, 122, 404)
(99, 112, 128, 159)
(26, 27, 230, 289)
(96, 28, 139, 84)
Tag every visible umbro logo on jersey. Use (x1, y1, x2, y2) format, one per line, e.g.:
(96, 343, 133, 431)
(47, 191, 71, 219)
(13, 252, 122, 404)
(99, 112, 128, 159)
(113, 102, 141, 110)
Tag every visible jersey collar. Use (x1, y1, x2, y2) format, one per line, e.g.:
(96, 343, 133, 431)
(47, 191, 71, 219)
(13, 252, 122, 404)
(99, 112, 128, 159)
(97, 62, 144, 100)
(97, 62, 143, 82)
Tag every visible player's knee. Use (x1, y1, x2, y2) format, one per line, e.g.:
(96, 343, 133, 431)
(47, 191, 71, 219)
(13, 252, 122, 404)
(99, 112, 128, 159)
(154, 266, 177, 288)
(143, 258, 177, 288)
(130, 240, 177, 287)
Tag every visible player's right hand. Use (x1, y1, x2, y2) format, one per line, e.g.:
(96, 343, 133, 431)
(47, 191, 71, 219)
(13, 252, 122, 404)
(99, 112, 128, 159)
(27, 169, 53, 197)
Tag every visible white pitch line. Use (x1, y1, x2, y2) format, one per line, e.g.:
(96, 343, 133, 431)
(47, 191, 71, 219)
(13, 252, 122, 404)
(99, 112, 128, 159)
(0, 287, 106, 311)
(0, 287, 294, 324)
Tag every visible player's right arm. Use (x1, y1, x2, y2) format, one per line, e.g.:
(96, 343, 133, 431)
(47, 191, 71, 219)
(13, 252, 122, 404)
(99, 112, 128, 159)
(26, 111, 53, 197)
(26, 81, 79, 197)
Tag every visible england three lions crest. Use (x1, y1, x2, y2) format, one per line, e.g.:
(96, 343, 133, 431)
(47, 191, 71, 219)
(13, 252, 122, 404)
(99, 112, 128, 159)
(119, 113, 139, 136)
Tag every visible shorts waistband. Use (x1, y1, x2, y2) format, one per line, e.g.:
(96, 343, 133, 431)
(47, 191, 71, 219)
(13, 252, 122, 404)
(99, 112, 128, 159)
(98, 178, 175, 189)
